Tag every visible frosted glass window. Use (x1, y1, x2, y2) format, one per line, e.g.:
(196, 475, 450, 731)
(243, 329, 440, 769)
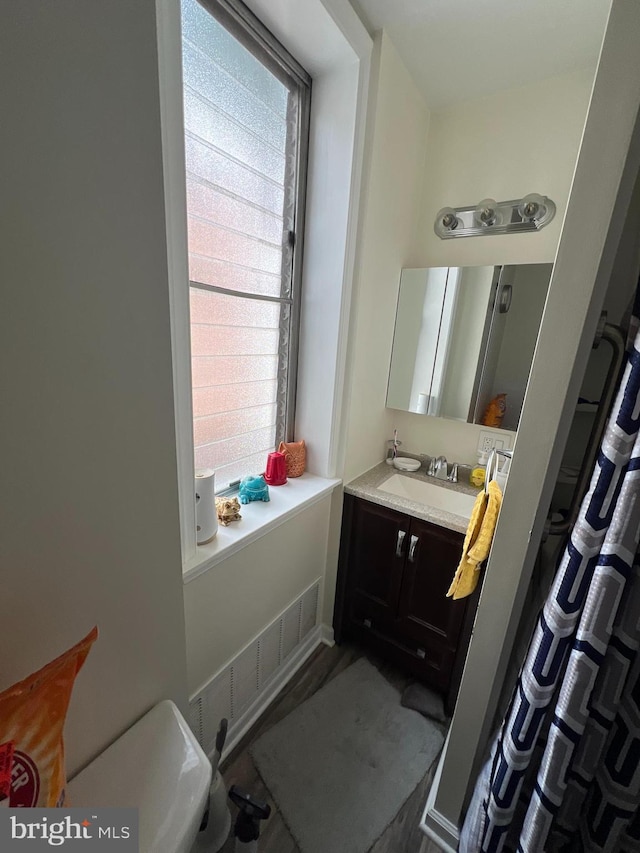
(181, 0, 310, 491)
(184, 135, 284, 222)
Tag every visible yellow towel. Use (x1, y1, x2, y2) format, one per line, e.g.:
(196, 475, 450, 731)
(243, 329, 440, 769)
(446, 480, 502, 600)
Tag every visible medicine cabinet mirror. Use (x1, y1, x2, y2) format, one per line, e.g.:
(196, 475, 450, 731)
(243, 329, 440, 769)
(386, 263, 553, 431)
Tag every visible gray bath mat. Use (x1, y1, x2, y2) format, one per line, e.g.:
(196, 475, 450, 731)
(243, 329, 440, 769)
(401, 682, 448, 723)
(250, 657, 445, 853)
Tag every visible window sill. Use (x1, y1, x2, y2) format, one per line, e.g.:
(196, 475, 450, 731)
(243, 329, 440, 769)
(182, 473, 342, 584)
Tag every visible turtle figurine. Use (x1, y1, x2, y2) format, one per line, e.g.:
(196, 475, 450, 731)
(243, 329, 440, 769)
(239, 474, 270, 504)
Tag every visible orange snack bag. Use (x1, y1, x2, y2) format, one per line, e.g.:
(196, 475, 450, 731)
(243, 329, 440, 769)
(0, 741, 14, 807)
(0, 627, 98, 807)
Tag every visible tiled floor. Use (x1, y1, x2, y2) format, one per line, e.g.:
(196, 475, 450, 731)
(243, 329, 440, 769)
(218, 641, 447, 853)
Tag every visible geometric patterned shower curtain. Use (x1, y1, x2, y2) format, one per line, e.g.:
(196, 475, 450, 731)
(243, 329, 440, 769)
(460, 308, 640, 853)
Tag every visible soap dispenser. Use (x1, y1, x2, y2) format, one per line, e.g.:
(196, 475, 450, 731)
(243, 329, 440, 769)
(495, 453, 511, 491)
(470, 452, 488, 488)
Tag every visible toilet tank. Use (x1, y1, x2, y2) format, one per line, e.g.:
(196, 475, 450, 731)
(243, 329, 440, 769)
(68, 700, 212, 853)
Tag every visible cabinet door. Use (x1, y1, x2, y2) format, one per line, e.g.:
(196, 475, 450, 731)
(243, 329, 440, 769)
(396, 518, 466, 666)
(347, 499, 409, 632)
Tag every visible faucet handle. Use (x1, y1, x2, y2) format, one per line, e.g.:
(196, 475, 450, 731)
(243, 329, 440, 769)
(427, 457, 437, 477)
(447, 463, 459, 483)
(434, 456, 448, 480)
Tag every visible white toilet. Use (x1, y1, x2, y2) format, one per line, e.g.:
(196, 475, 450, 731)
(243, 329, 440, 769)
(68, 700, 218, 853)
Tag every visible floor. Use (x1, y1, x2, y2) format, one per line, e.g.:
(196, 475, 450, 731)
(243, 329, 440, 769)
(219, 640, 446, 853)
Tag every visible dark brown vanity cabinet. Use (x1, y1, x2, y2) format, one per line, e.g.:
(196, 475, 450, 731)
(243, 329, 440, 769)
(334, 494, 476, 705)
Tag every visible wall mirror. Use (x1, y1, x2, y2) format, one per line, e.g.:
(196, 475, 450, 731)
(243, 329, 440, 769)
(386, 263, 553, 431)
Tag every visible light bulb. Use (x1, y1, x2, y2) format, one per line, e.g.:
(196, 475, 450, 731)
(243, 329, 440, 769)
(519, 193, 547, 221)
(436, 207, 460, 231)
(475, 198, 500, 227)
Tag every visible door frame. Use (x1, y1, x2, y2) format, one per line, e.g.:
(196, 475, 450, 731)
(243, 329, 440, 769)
(423, 1, 640, 848)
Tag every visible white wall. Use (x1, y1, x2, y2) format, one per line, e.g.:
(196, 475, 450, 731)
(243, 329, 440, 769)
(415, 67, 595, 269)
(295, 65, 360, 477)
(384, 67, 594, 468)
(184, 498, 332, 693)
(342, 32, 431, 482)
(0, 0, 188, 774)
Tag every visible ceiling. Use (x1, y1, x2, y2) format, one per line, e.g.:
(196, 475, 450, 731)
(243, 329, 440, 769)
(350, 0, 611, 110)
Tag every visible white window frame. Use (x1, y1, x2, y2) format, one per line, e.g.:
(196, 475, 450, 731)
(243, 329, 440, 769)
(156, 0, 373, 570)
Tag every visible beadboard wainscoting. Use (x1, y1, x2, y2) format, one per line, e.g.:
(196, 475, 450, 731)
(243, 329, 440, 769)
(189, 580, 332, 759)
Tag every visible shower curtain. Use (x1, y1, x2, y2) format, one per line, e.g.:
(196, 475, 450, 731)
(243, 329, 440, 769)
(460, 298, 640, 853)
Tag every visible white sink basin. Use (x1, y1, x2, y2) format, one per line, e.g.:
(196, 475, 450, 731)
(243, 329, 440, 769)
(378, 473, 477, 520)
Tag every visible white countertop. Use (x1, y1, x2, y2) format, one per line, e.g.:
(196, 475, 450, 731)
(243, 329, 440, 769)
(344, 462, 479, 535)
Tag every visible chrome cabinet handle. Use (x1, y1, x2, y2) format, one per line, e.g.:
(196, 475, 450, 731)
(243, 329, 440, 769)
(408, 534, 419, 562)
(396, 530, 406, 557)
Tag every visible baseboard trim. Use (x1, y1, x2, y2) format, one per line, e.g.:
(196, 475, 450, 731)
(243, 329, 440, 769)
(320, 624, 335, 646)
(419, 738, 460, 853)
(421, 807, 459, 853)
(219, 624, 325, 761)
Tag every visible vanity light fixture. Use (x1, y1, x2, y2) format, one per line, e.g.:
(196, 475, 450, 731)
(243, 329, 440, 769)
(435, 194, 556, 239)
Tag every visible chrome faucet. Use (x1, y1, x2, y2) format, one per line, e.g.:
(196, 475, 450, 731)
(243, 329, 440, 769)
(434, 456, 448, 480)
(427, 454, 459, 482)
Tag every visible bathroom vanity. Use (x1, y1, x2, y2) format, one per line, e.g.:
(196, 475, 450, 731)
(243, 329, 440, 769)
(334, 464, 481, 712)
